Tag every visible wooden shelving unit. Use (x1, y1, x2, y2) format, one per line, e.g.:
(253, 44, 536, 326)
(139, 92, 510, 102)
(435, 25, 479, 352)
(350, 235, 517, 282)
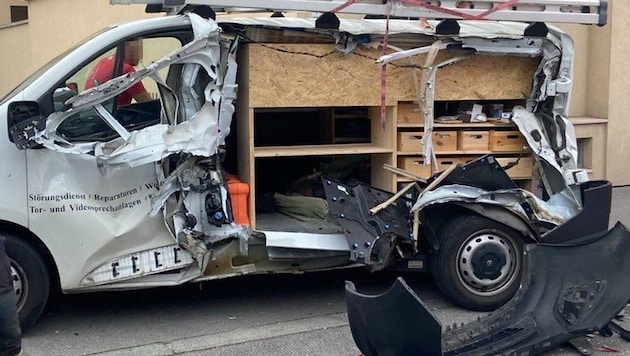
(236, 42, 539, 228)
(396, 150, 526, 156)
(331, 107, 371, 144)
(397, 123, 518, 128)
(254, 143, 392, 157)
(394, 100, 534, 185)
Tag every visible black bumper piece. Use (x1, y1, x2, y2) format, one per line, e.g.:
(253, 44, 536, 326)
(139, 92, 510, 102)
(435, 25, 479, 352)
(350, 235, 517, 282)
(346, 222, 630, 356)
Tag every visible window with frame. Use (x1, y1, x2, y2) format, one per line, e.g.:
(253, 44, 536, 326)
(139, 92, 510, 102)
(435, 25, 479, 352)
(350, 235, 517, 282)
(54, 36, 183, 142)
(10, 6, 28, 22)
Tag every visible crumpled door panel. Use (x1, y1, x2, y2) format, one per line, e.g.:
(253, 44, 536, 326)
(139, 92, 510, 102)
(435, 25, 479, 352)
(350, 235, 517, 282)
(25, 13, 235, 176)
(346, 222, 630, 356)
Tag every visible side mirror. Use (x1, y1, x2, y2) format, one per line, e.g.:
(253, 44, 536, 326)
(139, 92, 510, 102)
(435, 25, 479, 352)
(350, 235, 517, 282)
(7, 101, 45, 150)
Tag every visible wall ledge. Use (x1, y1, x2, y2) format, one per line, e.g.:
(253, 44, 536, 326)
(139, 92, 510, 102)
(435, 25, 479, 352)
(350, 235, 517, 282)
(0, 20, 28, 31)
(570, 116, 608, 125)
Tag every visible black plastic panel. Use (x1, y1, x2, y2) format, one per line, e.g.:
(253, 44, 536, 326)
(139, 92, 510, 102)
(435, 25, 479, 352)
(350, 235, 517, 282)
(323, 178, 411, 264)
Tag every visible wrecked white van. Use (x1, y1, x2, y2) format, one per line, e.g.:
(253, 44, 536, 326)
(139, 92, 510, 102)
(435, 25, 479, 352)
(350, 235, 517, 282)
(0, 7, 609, 327)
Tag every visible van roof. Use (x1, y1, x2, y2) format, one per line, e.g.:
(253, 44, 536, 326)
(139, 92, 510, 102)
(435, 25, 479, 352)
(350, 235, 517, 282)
(216, 16, 543, 39)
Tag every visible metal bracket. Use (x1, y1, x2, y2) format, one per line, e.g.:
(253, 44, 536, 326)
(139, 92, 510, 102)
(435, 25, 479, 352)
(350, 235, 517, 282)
(546, 77, 572, 96)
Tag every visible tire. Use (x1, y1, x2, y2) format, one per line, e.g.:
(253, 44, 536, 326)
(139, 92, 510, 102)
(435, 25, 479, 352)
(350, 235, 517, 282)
(430, 213, 524, 311)
(4, 234, 50, 328)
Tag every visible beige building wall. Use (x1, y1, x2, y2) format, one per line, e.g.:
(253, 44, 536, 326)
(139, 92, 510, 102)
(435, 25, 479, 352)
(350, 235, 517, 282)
(605, 0, 630, 185)
(0, 20, 29, 97)
(0, 0, 29, 95)
(26, 0, 155, 67)
(564, 0, 630, 185)
(554, 24, 588, 117)
(0, 0, 153, 96)
(0, 0, 27, 25)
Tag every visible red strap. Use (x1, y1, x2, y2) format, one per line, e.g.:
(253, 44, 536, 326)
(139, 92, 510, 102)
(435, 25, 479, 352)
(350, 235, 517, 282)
(401, 0, 479, 19)
(475, 0, 521, 19)
(380, 1, 393, 129)
(330, 0, 360, 13)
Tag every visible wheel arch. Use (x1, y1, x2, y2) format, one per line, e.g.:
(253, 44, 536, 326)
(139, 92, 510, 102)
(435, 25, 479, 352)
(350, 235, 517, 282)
(0, 220, 60, 292)
(421, 202, 539, 252)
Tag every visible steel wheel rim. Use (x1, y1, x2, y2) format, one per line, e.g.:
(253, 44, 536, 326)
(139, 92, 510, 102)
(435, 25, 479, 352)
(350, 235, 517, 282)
(456, 230, 520, 297)
(9, 258, 28, 312)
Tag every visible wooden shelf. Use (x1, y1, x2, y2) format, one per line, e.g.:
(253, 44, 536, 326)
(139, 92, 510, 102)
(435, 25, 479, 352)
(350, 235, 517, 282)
(569, 117, 608, 125)
(334, 113, 368, 119)
(396, 150, 526, 156)
(396, 175, 532, 183)
(397, 122, 516, 129)
(333, 137, 370, 143)
(254, 143, 392, 157)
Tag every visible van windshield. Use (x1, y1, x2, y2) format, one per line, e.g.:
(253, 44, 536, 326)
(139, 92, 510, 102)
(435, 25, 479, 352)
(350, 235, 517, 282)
(0, 27, 113, 105)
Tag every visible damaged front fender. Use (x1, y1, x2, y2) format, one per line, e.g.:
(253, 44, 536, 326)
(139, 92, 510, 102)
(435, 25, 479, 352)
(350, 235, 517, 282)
(346, 222, 630, 356)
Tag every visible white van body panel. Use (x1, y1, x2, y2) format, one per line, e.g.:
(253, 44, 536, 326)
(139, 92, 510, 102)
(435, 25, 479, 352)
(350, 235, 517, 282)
(0, 98, 28, 228)
(24, 150, 181, 290)
(1, 16, 199, 290)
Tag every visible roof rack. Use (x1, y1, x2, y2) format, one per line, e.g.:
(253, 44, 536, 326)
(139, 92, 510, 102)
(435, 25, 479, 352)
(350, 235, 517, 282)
(110, 0, 607, 26)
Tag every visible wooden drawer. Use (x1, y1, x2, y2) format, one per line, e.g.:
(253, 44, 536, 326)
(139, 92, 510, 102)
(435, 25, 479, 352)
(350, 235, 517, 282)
(397, 132, 424, 152)
(398, 156, 433, 177)
(397, 102, 422, 123)
(433, 131, 458, 151)
(460, 156, 481, 165)
(496, 156, 534, 179)
(436, 157, 460, 172)
(397, 131, 458, 152)
(489, 130, 527, 152)
(458, 131, 489, 151)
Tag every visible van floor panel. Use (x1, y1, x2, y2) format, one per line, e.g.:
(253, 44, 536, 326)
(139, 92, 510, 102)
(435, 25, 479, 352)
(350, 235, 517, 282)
(255, 212, 343, 234)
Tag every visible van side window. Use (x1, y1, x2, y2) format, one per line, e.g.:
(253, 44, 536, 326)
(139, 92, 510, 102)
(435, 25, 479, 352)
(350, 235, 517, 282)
(54, 36, 182, 142)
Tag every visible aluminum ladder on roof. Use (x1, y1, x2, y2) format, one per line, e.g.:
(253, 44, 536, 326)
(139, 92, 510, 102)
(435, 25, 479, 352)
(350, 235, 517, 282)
(109, 0, 607, 26)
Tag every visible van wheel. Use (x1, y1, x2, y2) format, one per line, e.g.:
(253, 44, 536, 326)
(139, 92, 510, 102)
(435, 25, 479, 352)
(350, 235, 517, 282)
(5, 234, 50, 328)
(430, 214, 524, 311)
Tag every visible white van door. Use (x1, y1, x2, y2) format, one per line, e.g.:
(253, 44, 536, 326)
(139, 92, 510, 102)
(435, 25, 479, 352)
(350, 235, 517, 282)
(24, 34, 199, 291)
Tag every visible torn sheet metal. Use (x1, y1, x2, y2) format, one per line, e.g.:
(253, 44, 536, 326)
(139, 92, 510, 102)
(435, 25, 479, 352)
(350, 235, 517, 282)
(377, 42, 451, 64)
(511, 107, 583, 207)
(31, 13, 234, 174)
(419, 54, 474, 166)
(25, 13, 246, 276)
(460, 37, 543, 56)
(412, 184, 575, 228)
(346, 223, 630, 356)
(511, 108, 579, 174)
(149, 154, 250, 269)
(531, 27, 574, 117)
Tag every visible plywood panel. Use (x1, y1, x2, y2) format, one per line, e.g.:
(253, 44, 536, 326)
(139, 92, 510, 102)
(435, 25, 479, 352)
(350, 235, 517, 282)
(570, 117, 607, 180)
(605, 1, 629, 184)
(371, 153, 395, 192)
(236, 46, 255, 227)
(246, 43, 538, 108)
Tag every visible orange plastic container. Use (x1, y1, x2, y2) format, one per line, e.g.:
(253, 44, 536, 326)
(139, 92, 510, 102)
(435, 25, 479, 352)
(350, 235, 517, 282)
(227, 176, 250, 226)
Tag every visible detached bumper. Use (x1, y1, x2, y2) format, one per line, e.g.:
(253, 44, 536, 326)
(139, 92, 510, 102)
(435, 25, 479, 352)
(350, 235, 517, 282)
(346, 223, 630, 356)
